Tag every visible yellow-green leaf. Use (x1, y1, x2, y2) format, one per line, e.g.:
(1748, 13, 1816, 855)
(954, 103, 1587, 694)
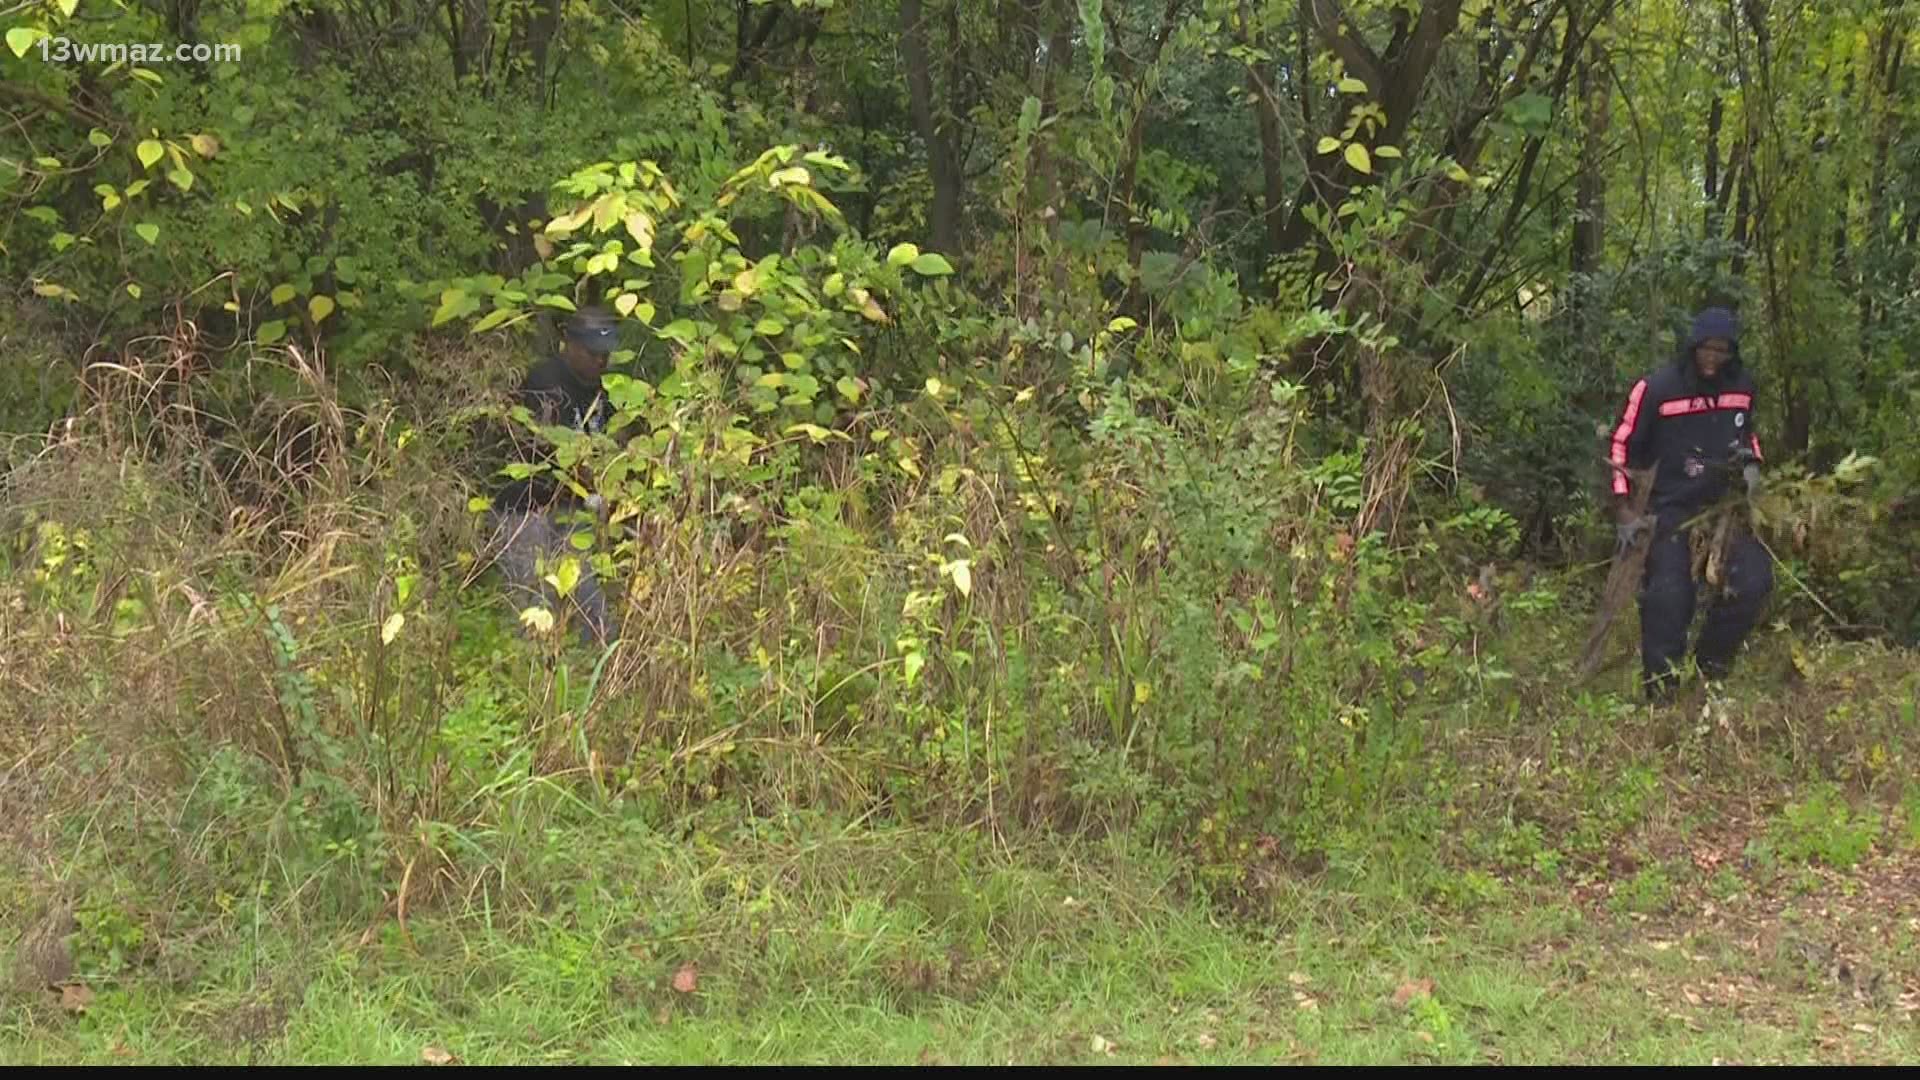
(57, 0, 78, 16)
(190, 133, 220, 158)
(519, 606, 555, 634)
(308, 294, 335, 323)
(768, 165, 810, 187)
(902, 651, 925, 686)
(125, 283, 141, 299)
(623, 210, 653, 249)
(546, 557, 581, 599)
(1344, 143, 1372, 175)
(835, 375, 863, 403)
(1316, 136, 1341, 155)
(88, 129, 113, 148)
(887, 242, 920, 268)
(909, 252, 954, 276)
(1446, 162, 1471, 183)
(167, 167, 193, 191)
(6, 27, 42, 58)
(134, 222, 159, 245)
(1375, 145, 1402, 159)
(381, 612, 405, 645)
(271, 283, 296, 305)
(614, 292, 638, 317)
(1338, 77, 1368, 94)
(258, 320, 287, 344)
(946, 559, 972, 598)
(136, 140, 164, 170)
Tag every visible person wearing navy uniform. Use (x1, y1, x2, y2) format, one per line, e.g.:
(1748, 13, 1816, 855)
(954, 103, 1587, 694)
(1607, 307, 1772, 701)
(486, 307, 622, 646)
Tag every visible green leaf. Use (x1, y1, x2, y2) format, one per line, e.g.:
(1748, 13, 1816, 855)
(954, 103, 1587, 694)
(130, 67, 162, 86)
(432, 288, 469, 327)
(136, 140, 164, 170)
(887, 242, 921, 267)
(189, 133, 219, 158)
(1344, 143, 1372, 175)
(835, 375, 863, 403)
(902, 651, 925, 687)
(614, 292, 638, 317)
(1375, 145, 1402, 159)
(258, 320, 287, 344)
(50, 231, 74, 252)
(471, 307, 518, 333)
(56, 0, 78, 16)
(1338, 77, 1368, 94)
(124, 179, 148, 197)
(633, 302, 655, 325)
(134, 222, 159, 245)
(34, 156, 62, 170)
(535, 294, 576, 311)
(1107, 316, 1137, 333)
(125, 283, 141, 299)
(308, 294, 335, 323)
(6, 27, 42, 58)
(910, 253, 954, 276)
(661, 318, 697, 342)
(754, 317, 785, 336)
(270, 283, 297, 305)
(167, 167, 194, 192)
(824, 272, 845, 297)
(767, 165, 810, 187)
(381, 612, 405, 645)
(1316, 136, 1341, 155)
(519, 606, 554, 635)
(88, 129, 112, 148)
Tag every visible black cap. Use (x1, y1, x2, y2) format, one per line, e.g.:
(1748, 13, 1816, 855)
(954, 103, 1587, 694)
(563, 306, 619, 353)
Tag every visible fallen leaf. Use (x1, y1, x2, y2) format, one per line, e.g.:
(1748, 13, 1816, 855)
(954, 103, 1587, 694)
(1650, 940, 1675, 952)
(421, 1045, 454, 1065)
(672, 962, 699, 994)
(1853, 1023, 1876, 1034)
(1415, 1031, 1435, 1044)
(1292, 991, 1319, 1011)
(1090, 1034, 1115, 1055)
(1683, 989, 1703, 1006)
(59, 983, 94, 1014)
(1393, 977, 1435, 1008)
(1194, 1032, 1217, 1050)
(1288, 971, 1311, 986)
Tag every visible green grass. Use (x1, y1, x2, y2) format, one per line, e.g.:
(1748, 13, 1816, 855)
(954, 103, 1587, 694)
(6, 811, 1916, 1066)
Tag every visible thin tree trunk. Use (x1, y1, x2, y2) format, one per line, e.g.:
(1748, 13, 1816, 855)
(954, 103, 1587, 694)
(900, 0, 964, 252)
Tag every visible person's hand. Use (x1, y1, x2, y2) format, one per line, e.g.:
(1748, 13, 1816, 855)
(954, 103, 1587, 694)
(1616, 515, 1652, 552)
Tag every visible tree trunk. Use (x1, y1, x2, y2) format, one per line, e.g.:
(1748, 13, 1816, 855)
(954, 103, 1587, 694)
(900, 0, 964, 252)
(1703, 95, 1723, 237)
(1241, 0, 1290, 262)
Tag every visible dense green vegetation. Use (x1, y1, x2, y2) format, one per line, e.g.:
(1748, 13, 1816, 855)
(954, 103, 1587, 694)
(4, 0, 1918, 1063)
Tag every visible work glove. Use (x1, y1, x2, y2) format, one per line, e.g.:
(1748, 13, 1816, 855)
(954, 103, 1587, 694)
(1743, 463, 1762, 500)
(1615, 515, 1652, 553)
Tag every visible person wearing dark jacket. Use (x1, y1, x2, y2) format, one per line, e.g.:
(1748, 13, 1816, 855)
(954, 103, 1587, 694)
(485, 307, 622, 646)
(1608, 307, 1772, 701)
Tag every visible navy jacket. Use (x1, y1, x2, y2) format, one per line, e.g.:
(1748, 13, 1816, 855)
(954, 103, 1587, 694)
(1609, 309, 1763, 517)
(494, 355, 608, 513)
